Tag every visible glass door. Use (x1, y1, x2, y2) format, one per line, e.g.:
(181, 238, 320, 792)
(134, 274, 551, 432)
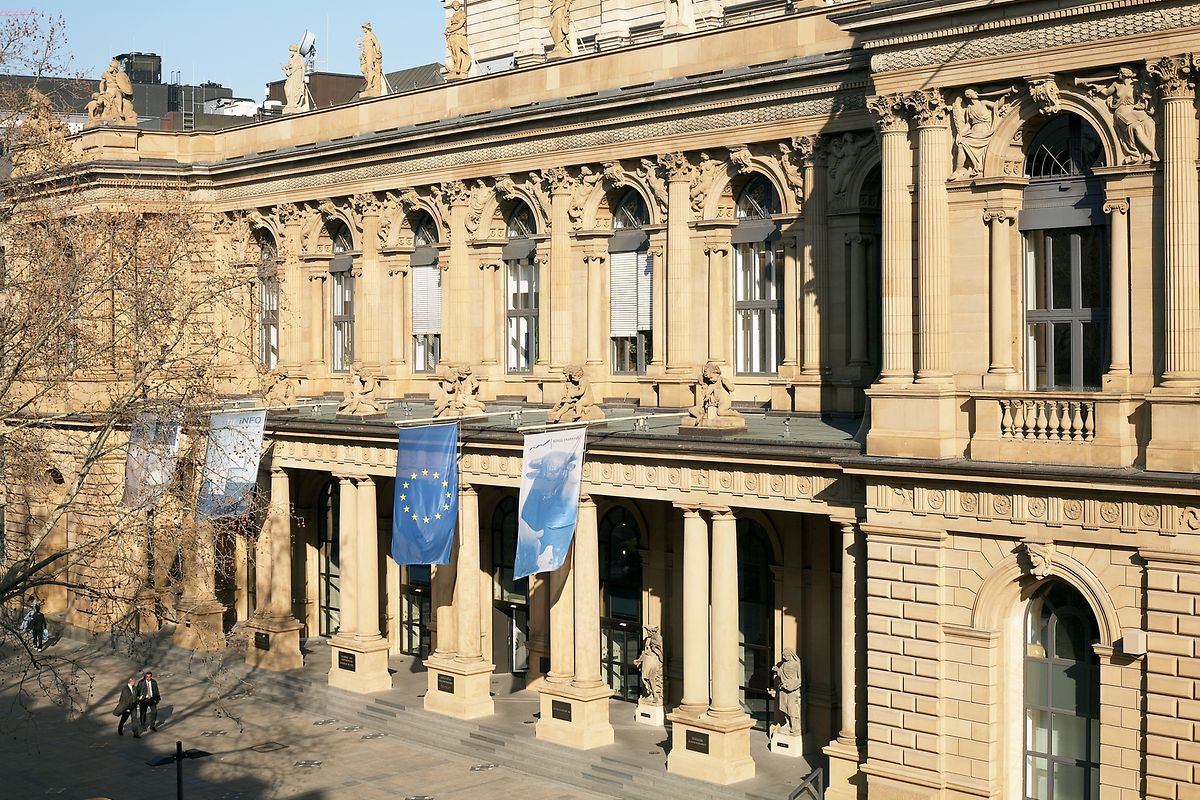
(317, 480, 340, 637)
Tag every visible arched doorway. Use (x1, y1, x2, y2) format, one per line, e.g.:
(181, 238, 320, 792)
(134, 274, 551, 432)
(738, 518, 774, 729)
(316, 479, 341, 637)
(1024, 581, 1101, 799)
(490, 496, 529, 673)
(599, 506, 644, 702)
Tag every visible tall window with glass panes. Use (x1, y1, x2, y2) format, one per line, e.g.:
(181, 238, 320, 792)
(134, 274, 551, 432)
(411, 215, 442, 372)
(257, 231, 280, 370)
(609, 191, 652, 374)
(328, 222, 355, 372)
(732, 176, 783, 375)
(505, 204, 538, 374)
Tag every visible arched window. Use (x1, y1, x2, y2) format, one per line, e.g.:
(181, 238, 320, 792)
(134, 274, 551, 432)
(1024, 581, 1100, 800)
(733, 176, 783, 375)
(316, 479, 341, 637)
(610, 190, 653, 375)
(737, 518, 774, 729)
(410, 213, 442, 373)
(328, 220, 355, 372)
(599, 506, 644, 702)
(1022, 116, 1109, 391)
(505, 203, 538, 373)
(256, 230, 279, 369)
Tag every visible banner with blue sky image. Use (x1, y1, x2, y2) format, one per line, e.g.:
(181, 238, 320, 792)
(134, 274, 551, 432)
(120, 413, 181, 509)
(514, 426, 586, 580)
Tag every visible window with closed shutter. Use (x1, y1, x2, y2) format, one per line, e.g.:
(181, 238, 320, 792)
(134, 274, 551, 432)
(412, 264, 442, 373)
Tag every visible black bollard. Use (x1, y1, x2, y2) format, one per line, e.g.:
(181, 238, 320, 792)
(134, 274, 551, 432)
(176, 740, 183, 800)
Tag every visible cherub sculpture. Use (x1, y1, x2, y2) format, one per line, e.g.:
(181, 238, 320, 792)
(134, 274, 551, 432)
(682, 362, 745, 430)
(262, 368, 297, 408)
(547, 364, 604, 424)
(433, 364, 485, 417)
(337, 362, 386, 416)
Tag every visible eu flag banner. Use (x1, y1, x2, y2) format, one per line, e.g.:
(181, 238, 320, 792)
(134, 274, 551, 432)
(391, 423, 459, 565)
(514, 426, 586, 580)
(120, 413, 181, 509)
(196, 411, 266, 520)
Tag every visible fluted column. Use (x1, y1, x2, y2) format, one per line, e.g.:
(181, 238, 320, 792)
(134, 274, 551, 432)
(649, 240, 666, 367)
(984, 209, 1016, 376)
(848, 235, 871, 368)
(704, 241, 729, 365)
(336, 475, 359, 637)
(572, 497, 603, 688)
(431, 550, 458, 659)
(708, 508, 742, 718)
(268, 468, 295, 619)
(837, 522, 858, 744)
(547, 540, 576, 683)
(909, 90, 952, 383)
(1150, 54, 1199, 384)
(355, 476, 382, 641)
(662, 153, 694, 371)
(782, 234, 800, 368)
(480, 261, 499, 366)
(585, 253, 606, 365)
(454, 484, 483, 662)
(801, 139, 827, 375)
(867, 94, 914, 384)
(1105, 200, 1131, 377)
(307, 273, 326, 368)
(678, 506, 710, 714)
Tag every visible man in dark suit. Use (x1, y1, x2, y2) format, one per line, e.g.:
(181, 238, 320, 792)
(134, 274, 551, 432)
(136, 670, 161, 732)
(112, 676, 141, 737)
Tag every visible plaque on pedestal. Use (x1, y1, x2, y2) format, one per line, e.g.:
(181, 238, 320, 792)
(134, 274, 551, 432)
(769, 729, 804, 757)
(634, 702, 665, 727)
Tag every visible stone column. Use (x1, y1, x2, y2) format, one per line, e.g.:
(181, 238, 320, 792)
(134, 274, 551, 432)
(387, 261, 408, 370)
(278, 207, 304, 373)
(479, 260, 500, 366)
(172, 519, 226, 651)
(704, 241, 729, 365)
(307, 272, 326, 369)
(782, 233, 800, 369)
(425, 483, 495, 718)
(247, 467, 304, 671)
(355, 476, 382, 642)
(867, 94, 914, 384)
(801, 139, 827, 376)
(663, 153, 694, 372)
(548, 171, 575, 369)
(1151, 55, 1200, 385)
(337, 476, 359, 637)
(1105, 200, 1131, 379)
(707, 509, 741, 717)
(677, 506, 710, 715)
(649, 239, 666, 368)
(847, 235, 870, 368)
(538, 496, 614, 749)
(909, 90, 952, 383)
(443, 185, 471, 364)
(546, 541, 575, 683)
(983, 209, 1017, 382)
(585, 252, 606, 365)
(837, 522, 858, 743)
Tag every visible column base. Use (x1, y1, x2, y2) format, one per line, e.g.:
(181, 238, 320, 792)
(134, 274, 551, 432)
(666, 710, 755, 785)
(635, 701, 665, 726)
(1145, 387, 1200, 472)
(865, 384, 963, 459)
(328, 636, 392, 694)
(769, 729, 804, 757)
(535, 682, 615, 749)
(982, 369, 1020, 391)
(172, 600, 226, 651)
(656, 375, 696, 409)
(245, 616, 304, 672)
(822, 739, 865, 800)
(423, 656, 495, 719)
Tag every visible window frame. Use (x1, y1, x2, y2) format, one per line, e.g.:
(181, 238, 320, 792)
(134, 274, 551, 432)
(328, 223, 355, 373)
(256, 233, 280, 370)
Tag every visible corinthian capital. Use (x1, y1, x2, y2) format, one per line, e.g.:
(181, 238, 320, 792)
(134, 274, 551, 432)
(904, 89, 947, 126)
(1148, 53, 1195, 99)
(657, 151, 693, 181)
(866, 93, 909, 133)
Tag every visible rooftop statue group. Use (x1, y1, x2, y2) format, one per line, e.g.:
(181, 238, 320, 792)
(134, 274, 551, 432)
(85, 59, 137, 127)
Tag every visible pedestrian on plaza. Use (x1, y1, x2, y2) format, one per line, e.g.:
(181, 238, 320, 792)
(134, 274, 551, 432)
(111, 676, 141, 737)
(136, 670, 161, 732)
(28, 604, 46, 652)
(16, 596, 37, 634)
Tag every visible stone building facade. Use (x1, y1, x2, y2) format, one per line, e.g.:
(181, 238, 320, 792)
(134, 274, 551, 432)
(28, 0, 1200, 798)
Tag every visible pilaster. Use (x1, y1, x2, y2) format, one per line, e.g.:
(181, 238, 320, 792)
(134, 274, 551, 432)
(982, 207, 1018, 389)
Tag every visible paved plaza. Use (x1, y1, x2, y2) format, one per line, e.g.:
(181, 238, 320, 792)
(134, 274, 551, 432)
(0, 635, 606, 800)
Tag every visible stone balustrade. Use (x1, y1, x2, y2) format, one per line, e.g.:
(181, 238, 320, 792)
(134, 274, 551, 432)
(971, 392, 1143, 468)
(999, 396, 1096, 443)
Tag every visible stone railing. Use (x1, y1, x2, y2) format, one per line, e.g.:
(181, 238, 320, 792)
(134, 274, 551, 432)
(971, 391, 1143, 468)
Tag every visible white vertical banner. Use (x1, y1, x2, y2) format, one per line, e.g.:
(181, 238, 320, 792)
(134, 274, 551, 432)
(120, 413, 181, 509)
(196, 411, 266, 520)
(513, 426, 586, 580)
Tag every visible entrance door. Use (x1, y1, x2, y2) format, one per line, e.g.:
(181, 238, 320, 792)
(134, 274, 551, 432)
(400, 564, 431, 658)
(490, 497, 528, 675)
(317, 480, 341, 637)
(599, 507, 643, 703)
(738, 519, 774, 729)
(492, 604, 529, 673)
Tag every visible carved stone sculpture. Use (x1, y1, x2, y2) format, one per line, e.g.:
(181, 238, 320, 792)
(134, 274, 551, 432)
(1027, 76, 1062, 116)
(281, 44, 311, 114)
(1077, 67, 1159, 164)
(434, 364, 486, 417)
(15, 90, 67, 173)
(634, 625, 664, 706)
(827, 132, 869, 201)
(445, 1, 473, 79)
(664, 0, 695, 34)
(337, 363, 386, 416)
(549, 0, 574, 58)
(86, 60, 137, 127)
(689, 152, 725, 215)
(547, 365, 605, 424)
(950, 87, 1016, 179)
(769, 647, 803, 736)
(263, 369, 297, 408)
(682, 362, 745, 430)
(359, 23, 384, 98)
(1018, 540, 1054, 580)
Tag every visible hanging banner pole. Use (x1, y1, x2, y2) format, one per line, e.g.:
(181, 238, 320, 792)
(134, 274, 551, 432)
(393, 409, 536, 428)
(200, 400, 340, 416)
(516, 411, 687, 434)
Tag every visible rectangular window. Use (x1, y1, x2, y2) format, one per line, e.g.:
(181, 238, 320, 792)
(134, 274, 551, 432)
(506, 259, 538, 373)
(411, 265, 442, 373)
(330, 270, 354, 372)
(258, 277, 280, 369)
(734, 242, 783, 375)
(609, 251, 653, 374)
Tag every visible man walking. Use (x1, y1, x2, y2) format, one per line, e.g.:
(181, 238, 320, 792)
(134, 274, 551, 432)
(136, 670, 161, 732)
(112, 676, 141, 737)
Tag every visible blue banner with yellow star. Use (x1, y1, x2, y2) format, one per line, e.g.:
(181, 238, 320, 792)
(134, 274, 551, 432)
(390, 423, 459, 565)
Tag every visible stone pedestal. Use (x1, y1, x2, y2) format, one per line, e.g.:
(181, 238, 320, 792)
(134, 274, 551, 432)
(635, 701, 665, 726)
(769, 729, 804, 757)
(245, 616, 304, 672)
(666, 711, 756, 785)
(822, 740, 864, 800)
(1145, 389, 1200, 472)
(172, 600, 225, 651)
(328, 636, 392, 694)
(864, 385, 960, 459)
(423, 657, 495, 719)
(535, 682, 614, 749)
